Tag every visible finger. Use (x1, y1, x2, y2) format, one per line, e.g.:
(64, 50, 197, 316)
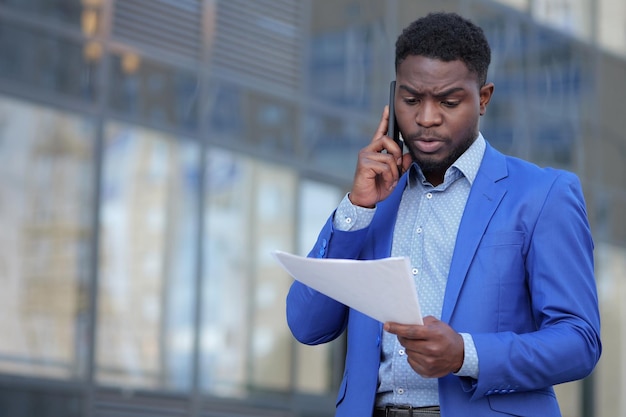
(366, 137, 403, 171)
(367, 106, 403, 168)
(407, 356, 448, 379)
(358, 154, 399, 190)
(372, 105, 390, 143)
(359, 138, 402, 173)
(384, 322, 427, 339)
(357, 147, 397, 172)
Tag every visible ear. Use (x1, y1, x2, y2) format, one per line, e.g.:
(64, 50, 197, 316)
(479, 82, 494, 116)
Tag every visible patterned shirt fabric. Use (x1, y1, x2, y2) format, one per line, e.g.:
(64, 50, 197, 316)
(333, 134, 486, 407)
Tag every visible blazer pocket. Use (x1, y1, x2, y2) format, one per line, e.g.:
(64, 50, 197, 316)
(479, 231, 525, 248)
(487, 389, 559, 416)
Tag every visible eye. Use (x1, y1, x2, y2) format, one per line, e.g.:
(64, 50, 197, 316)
(403, 97, 418, 105)
(442, 100, 460, 107)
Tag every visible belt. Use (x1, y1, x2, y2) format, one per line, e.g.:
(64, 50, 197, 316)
(373, 406, 440, 417)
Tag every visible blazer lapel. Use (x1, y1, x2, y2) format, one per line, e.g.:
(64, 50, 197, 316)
(441, 144, 508, 323)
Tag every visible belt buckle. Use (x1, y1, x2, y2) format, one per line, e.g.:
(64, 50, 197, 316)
(385, 405, 414, 417)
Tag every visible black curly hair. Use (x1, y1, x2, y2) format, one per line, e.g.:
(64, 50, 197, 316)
(395, 12, 491, 86)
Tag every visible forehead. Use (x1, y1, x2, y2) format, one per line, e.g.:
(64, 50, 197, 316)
(396, 55, 478, 91)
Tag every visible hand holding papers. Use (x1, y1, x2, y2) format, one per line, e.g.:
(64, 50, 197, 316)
(273, 250, 423, 325)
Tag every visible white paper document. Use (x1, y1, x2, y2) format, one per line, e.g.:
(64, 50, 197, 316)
(273, 250, 423, 325)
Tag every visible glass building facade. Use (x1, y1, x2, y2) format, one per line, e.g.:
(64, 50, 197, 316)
(0, 0, 624, 416)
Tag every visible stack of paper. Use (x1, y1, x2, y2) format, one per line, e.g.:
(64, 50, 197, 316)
(273, 250, 423, 325)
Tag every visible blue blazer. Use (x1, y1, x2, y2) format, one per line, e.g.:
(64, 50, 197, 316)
(286, 142, 601, 417)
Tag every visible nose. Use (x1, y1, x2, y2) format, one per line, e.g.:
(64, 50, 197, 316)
(416, 101, 442, 127)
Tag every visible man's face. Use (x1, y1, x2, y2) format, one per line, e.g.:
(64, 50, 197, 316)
(395, 55, 493, 184)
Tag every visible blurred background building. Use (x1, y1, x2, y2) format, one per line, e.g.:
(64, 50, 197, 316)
(0, 0, 624, 416)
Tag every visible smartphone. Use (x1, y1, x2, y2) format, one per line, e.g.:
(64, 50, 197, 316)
(387, 80, 403, 153)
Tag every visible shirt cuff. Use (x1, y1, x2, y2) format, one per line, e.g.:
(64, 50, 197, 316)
(454, 332, 479, 379)
(332, 193, 376, 231)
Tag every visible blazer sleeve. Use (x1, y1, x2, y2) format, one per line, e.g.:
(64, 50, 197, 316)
(470, 171, 601, 399)
(285, 212, 371, 345)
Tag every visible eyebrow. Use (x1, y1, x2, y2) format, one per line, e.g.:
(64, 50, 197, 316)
(399, 84, 466, 98)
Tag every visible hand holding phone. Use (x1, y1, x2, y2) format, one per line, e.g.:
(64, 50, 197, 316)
(348, 81, 406, 208)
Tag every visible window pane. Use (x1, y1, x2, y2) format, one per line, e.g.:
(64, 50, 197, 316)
(303, 112, 371, 180)
(598, 0, 626, 57)
(206, 80, 244, 137)
(201, 149, 296, 396)
(308, 0, 390, 110)
(530, 0, 593, 41)
(295, 180, 345, 395)
(205, 81, 298, 156)
(97, 122, 200, 391)
(596, 240, 626, 417)
(108, 52, 199, 131)
(242, 91, 297, 155)
(477, 9, 591, 169)
(0, 19, 100, 101)
(250, 163, 297, 391)
(0, 0, 88, 30)
(0, 96, 95, 380)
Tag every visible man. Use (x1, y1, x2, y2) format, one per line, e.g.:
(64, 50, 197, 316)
(286, 12, 601, 417)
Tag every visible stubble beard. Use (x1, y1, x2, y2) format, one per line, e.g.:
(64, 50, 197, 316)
(411, 129, 478, 178)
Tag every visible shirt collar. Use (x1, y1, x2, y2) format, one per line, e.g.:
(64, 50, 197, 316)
(408, 133, 486, 188)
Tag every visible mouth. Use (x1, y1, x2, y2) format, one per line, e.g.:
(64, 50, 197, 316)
(412, 137, 444, 154)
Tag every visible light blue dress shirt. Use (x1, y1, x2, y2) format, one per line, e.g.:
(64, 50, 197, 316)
(333, 134, 486, 407)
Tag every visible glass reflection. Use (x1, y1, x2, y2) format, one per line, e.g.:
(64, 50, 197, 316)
(97, 123, 199, 391)
(0, 96, 95, 380)
(201, 149, 296, 395)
